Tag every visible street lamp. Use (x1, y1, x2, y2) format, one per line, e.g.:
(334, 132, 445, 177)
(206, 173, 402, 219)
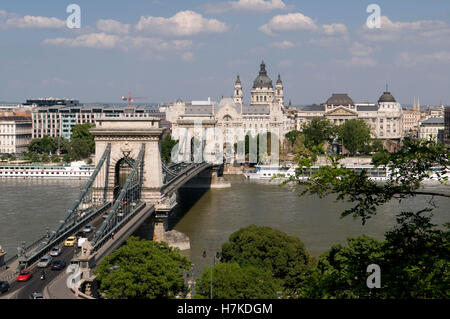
(203, 250, 221, 299)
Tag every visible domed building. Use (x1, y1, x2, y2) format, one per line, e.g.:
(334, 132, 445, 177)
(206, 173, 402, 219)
(167, 61, 294, 163)
(295, 87, 404, 149)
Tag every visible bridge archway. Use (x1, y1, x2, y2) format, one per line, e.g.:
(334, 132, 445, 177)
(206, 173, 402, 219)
(91, 118, 164, 205)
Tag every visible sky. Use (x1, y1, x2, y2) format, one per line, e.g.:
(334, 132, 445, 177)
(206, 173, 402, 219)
(1, 0, 450, 106)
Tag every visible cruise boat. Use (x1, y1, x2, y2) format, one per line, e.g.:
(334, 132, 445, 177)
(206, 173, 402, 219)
(0, 161, 94, 179)
(244, 164, 449, 184)
(244, 164, 390, 181)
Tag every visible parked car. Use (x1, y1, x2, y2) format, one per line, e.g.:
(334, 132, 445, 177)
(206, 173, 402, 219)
(82, 224, 93, 234)
(16, 270, 33, 282)
(30, 292, 44, 299)
(37, 255, 52, 268)
(49, 246, 62, 257)
(0, 281, 10, 294)
(64, 236, 77, 247)
(51, 259, 66, 271)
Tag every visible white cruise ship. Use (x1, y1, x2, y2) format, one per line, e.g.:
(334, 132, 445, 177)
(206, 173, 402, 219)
(244, 164, 449, 184)
(0, 161, 94, 179)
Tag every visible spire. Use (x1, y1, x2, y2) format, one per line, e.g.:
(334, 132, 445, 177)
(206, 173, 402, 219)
(259, 59, 267, 76)
(235, 74, 241, 84)
(277, 73, 282, 84)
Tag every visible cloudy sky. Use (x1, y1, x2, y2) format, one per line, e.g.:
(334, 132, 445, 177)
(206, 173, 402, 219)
(1, 0, 450, 105)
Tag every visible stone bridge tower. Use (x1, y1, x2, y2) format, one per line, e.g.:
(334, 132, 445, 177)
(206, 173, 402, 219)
(90, 118, 164, 205)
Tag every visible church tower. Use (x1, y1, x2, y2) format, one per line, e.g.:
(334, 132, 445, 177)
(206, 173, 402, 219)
(251, 60, 275, 105)
(275, 74, 284, 106)
(234, 75, 243, 104)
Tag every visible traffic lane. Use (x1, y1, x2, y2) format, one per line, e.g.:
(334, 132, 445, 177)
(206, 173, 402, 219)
(15, 245, 76, 299)
(7, 213, 106, 299)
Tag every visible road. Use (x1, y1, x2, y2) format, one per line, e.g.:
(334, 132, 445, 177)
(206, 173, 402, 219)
(1, 213, 106, 299)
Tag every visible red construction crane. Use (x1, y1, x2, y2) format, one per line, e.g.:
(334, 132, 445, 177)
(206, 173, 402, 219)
(121, 91, 148, 106)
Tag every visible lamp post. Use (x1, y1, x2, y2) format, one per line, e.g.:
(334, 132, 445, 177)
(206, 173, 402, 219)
(203, 250, 221, 299)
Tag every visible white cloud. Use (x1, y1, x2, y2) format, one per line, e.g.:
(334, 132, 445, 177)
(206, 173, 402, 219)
(203, 0, 287, 14)
(0, 11, 65, 29)
(350, 41, 374, 57)
(321, 23, 347, 36)
(43, 33, 120, 49)
(362, 16, 450, 43)
(396, 51, 450, 67)
(43, 33, 194, 57)
(97, 19, 130, 35)
(270, 40, 295, 49)
(259, 13, 318, 36)
(135, 10, 228, 37)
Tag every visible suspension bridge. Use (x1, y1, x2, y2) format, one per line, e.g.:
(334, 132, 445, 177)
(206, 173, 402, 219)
(0, 118, 226, 298)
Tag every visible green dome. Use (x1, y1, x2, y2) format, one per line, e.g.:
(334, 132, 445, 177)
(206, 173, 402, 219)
(253, 60, 273, 89)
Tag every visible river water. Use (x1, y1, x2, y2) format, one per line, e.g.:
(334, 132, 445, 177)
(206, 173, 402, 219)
(0, 176, 448, 277)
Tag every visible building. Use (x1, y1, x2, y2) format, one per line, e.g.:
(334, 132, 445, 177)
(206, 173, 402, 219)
(295, 88, 403, 145)
(24, 98, 80, 107)
(418, 117, 444, 142)
(32, 105, 166, 140)
(402, 97, 421, 137)
(444, 106, 450, 146)
(0, 116, 32, 154)
(168, 61, 293, 151)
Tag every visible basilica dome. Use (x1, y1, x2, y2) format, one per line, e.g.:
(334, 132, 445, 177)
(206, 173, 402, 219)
(253, 60, 273, 89)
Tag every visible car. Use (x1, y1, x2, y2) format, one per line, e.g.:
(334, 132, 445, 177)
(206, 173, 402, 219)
(30, 292, 44, 299)
(51, 259, 66, 271)
(0, 281, 10, 294)
(49, 246, 62, 257)
(77, 237, 87, 248)
(16, 270, 33, 282)
(82, 224, 93, 234)
(37, 255, 52, 268)
(64, 236, 77, 247)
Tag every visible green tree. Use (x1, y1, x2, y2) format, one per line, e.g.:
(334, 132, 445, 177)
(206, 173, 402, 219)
(161, 135, 178, 163)
(50, 154, 60, 163)
(220, 225, 313, 294)
(68, 138, 91, 161)
(71, 123, 95, 153)
(285, 130, 301, 148)
(94, 237, 190, 299)
(41, 153, 50, 163)
(337, 119, 371, 154)
(196, 263, 282, 299)
(301, 117, 336, 150)
(301, 209, 450, 299)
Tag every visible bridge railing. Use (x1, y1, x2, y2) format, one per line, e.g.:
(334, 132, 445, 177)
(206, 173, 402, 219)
(92, 144, 146, 250)
(1, 144, 112, 271)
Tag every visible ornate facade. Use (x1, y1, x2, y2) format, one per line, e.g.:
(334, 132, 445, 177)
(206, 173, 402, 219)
(168, 61, 293, 148)
(295, 89, 403, 143)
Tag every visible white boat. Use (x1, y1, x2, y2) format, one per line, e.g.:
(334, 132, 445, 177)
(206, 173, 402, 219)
(0, 161, 94, 179)
(244, 164, 449, 185)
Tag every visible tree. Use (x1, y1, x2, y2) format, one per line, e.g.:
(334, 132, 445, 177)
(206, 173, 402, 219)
(301, 209, 450, 299)
(292, 138, 450, 224)
(28, 136, 57, 155)
(285, 130, 301, 148)
(196, 263, 282, 299)
(71, 123, 95, 154)
(94, 237, 190, 299)
(301, 117, 336, 150)
(50, 154, 60, 163)
(161, 135, 178, 163)
(337, 119, 371, 154)
(220, 225, 313, 294)
(68, 138, 91, 161)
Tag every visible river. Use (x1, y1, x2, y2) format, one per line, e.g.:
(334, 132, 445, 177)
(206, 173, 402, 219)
(0, 176, 448, 277)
